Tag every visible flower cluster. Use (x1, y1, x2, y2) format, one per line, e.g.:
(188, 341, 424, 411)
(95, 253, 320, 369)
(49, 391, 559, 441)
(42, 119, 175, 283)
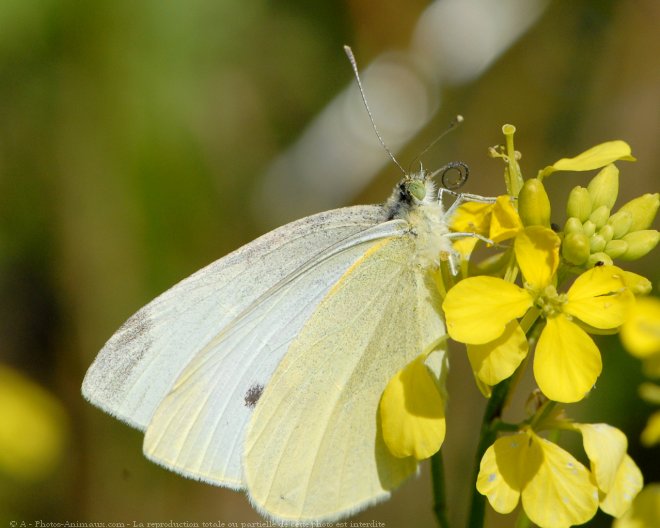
(378, 126, 659, 527)
(559, 160, 659, 267)
(477, 416, 642, 527)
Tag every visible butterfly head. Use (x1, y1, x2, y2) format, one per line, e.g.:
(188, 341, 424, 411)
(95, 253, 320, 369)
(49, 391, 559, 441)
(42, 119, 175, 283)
(386, 170, 438, 219)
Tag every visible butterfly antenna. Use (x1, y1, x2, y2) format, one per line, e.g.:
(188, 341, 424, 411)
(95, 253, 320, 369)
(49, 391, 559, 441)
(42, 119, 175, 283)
(344, 45, 406, 176)
(408, 115, 464, 172)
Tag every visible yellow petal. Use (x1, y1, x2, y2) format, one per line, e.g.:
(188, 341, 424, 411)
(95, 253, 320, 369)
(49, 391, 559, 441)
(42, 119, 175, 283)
(534, 315, 602, 403)
(514, 226, 561, 290)
(443, 277, 533, 345)
(613, 483, 660, 528)
(450, 201, 493, 235)
(489, 195, 523, 242)
(641, 411, 660, 447)
(467, 320, 528, 386)
(380, 352, 447, 460)
(540, 140, 636, 178)
(576, 423, 627, 493)
(566, 265, 627, 300)
(472, 374, 493, 398)
(564, 266, 634, 329)
(620, 271, 653, 296)
(600, 454, 644, 518)
(620, 297, 660, 358)
(452, 237, 479, 258)
(476, 432, 533, 514)
(522, 435, 599, 528)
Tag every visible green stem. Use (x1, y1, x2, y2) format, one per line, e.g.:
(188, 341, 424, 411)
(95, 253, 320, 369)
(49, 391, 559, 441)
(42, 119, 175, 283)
(465, 312, 544, 528)
(431, 450, 451, 528)
(466, 377, 512, 528)
(514, 508, 532, 528)
(529, 400, 557, 430)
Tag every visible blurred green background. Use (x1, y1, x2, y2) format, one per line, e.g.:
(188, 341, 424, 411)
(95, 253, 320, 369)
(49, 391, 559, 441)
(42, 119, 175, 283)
(1, 1, 658, 527)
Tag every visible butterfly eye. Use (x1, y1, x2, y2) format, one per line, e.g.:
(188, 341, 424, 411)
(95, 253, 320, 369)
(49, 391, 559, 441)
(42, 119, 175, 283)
(407, 180, 427, 202)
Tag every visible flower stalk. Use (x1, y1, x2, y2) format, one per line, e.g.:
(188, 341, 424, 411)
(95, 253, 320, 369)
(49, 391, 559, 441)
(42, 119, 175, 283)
(431, 450, 451, 528)
(465, 378, 513, 528)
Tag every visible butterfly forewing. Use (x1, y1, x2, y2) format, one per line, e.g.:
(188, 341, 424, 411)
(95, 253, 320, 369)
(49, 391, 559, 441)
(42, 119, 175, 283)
(82, 206, 390, 430)
(142, 218, 408, 487)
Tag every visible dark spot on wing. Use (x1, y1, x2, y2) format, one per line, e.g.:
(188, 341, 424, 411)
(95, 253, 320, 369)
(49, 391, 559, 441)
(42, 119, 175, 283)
(244, 383, 264, 408)
(113, 310, 153, 362)
(115, 311, 150, 345)
(89, 309, 154, 400)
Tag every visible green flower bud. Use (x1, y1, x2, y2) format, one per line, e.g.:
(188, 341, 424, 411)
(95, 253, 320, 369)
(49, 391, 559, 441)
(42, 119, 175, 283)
(604, 239, 628, 259)
(590, 234, 606, 253)
(607, 210, 633, 239)
(587, 164, 619, 210)
(619, 230, 660, 260)
(566, 186, 592, 223)
(582, 220, 596, 237)
(562, 232, 590, 265)
(618, 193, 660, 231)
(564, 217, 583, 235)
(518, 178, 551, 227)
(589, 205, 610, 229)
(587, 252, 613, 268)
(598, 224, 614, 243)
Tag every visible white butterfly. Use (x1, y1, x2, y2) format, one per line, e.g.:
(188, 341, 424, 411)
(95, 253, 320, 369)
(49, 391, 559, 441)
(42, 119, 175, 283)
(82, 46, 481, 523)
(82, 167, 478, 519)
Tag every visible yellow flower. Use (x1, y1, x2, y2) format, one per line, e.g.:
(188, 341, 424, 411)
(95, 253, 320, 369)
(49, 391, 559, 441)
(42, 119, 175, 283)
(575, 423, 643, 517)
(613, 483, 660, 528)
(443, 226, 634, 402)
(641, 411, 660, 448)
(379, 348, 448, 460)
(477, 430, 599, 528)
(621, 296, 660, 358)
(639, 383, 660, 447)
(477, 424, 643, 527)
(0, 365, 68, 481)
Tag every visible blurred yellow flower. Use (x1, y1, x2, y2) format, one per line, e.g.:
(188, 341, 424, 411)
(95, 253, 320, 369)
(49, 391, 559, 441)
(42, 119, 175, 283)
(0, 365, 68, 481)
(621, 296, 660, 358)
(638, 384, 660, 447)
(613, 483, 660, 528)
(641, 411, 660, 448)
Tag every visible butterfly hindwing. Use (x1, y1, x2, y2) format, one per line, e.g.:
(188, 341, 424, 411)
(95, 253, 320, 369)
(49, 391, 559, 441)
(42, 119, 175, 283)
(243, 235, 446, 522)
